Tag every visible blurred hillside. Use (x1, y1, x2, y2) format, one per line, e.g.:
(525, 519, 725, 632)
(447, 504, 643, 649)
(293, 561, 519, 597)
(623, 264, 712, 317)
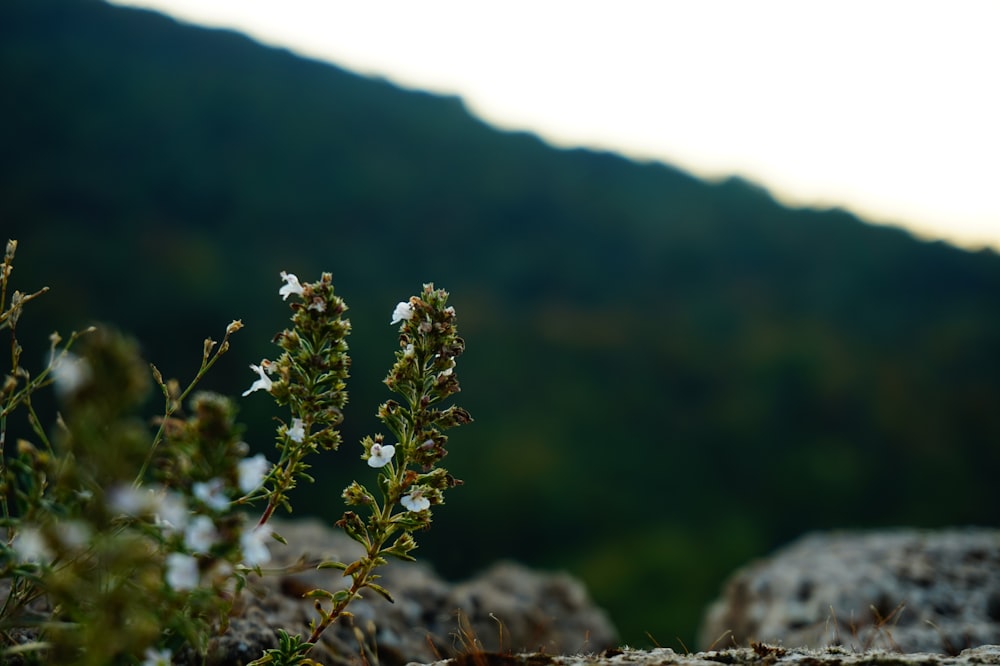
(3, 0, 1000, 648)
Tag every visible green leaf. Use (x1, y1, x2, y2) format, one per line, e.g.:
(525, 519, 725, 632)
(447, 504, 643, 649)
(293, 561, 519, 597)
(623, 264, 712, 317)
(365, 581, 395, 603)
(331, 589, 356, 604)
(317, 560, 348, 570)
(302, 589, 336, 601)
(342, 559, 365, 577)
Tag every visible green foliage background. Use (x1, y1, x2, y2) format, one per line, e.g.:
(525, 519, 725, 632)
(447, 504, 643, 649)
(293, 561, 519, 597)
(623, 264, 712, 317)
(4, 0, 1000, 649)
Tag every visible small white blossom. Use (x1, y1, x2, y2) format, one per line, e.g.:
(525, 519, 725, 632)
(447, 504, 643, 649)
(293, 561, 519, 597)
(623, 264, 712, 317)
(403, 343, 415, 358)
(154, 491, 190, 534)
(237, 453, 271, 494)
(367, 443, 396, 468)
(108, 485, 188, 532)
(287, 418, 306, 444)
(193, 478, 229, 512)
(391, 301, 414, 325)
(165, 553, 199, 591)
(141, 647, 173, 666)
(401, 489, 430, 512)
(242, 359, 274, 397)
(308, 297, 326, 312)
(107, 484, 154, 516)
(51, 352, 92, 398)
(12, 527, 52, 563)
(240, 526, 272, 566)
(279, 271, 304, 300)
(184, 515, 219, 553)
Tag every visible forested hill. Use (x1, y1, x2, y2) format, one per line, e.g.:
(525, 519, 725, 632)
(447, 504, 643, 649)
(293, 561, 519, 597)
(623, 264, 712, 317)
(4, 0, 1000, 648)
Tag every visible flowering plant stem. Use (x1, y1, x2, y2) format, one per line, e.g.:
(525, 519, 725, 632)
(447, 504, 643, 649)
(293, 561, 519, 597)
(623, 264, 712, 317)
(247, 280, 471, 664)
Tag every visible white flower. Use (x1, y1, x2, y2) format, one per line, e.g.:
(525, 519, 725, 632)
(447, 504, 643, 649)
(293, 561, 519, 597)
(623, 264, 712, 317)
(108, 485, 188, 532)
(308, 297, 326, 312)
(287, 418, 306, 444)
(240, 526, 272, 566)
(184, 515, 219, 553)
(154, 491, 190, 534)
(403, 343, 415, 358)
(51, 352, 91, 397)
(107, 484, 154, 516)
(242, 359, 274, 397)
(279, 271, 304, 301)
(391, 301, 414, 325)
(367, 443, 396, 468)
(165, 553, 200, 591)
(12, 527, 52, 563)
(401, 489, 430, 512)
(193, 478, 230, 512)
(237, 453, 271, 494)
(141, 647, 173, 666)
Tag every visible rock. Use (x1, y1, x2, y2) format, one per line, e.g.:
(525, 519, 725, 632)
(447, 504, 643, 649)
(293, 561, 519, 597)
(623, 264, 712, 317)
(416, 645, 1000, 666)
(194, 518, 617, 665)
(698, 528, 1000, 654)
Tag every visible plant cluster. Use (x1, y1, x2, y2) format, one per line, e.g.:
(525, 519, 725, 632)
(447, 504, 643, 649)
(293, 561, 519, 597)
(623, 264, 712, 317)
(0, 239, 471, 665)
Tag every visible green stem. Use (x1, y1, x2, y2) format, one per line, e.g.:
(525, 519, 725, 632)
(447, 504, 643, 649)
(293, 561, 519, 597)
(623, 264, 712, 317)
(134, 330, 235, 485)
(304, 447, 407, 649)
(304, 499, 395, 647)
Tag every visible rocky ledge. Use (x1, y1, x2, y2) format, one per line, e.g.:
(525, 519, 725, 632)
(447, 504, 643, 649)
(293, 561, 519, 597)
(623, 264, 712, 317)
(201, 523, 1000, 665)
(415, 645, 1000, 666)
(699, 528, 1000, 654)
(191, 518, 617, 665)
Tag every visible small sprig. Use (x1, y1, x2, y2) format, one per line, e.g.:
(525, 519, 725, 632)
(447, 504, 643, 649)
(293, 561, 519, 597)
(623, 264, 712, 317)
(138, 319, 244, 484)
(0, 238, 91, 457)
(246, 272, 352, 528)
(300, 283, 472, 651)
(250, 629, 319, 666)
(0, 239, 49, 333)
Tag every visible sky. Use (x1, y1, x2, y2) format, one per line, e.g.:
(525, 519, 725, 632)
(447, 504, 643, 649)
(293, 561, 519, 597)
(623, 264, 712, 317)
(109, 0, 1000, 251)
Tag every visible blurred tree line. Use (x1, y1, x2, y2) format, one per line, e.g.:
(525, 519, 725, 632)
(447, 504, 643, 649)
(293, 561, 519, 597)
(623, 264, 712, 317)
(3, 0, 1000, 648)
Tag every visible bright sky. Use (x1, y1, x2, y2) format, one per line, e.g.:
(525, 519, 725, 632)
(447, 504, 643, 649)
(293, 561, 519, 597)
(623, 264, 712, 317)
(110, 0, 1000, 251)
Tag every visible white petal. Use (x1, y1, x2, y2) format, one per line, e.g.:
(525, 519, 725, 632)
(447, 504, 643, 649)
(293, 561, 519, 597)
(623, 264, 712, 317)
(287, 418, 306, 444)
(242, 363, 274, 396)
(165, 553, 200, 591)
(390, 301, 414, 325)
(240, 526, 272, 566)
(279, 271, 305, 301)
(367, 443, 396, 468)
(401, 491, 430, 512)
(238, 453, 271, 494)
(184, 515, 219, 553)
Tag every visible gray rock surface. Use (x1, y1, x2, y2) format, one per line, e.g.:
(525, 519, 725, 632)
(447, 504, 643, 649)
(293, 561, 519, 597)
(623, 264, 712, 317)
(699, 528, 1000, 654)
(416, 645, 1000, 666)
(195, 518, 617, 665)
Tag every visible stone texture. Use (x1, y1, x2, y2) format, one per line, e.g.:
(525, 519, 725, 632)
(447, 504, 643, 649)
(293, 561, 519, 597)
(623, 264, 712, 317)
(192, 518, 617, 665)
(698, 528, 1000, 654)
(415, 645, 1000, 666)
